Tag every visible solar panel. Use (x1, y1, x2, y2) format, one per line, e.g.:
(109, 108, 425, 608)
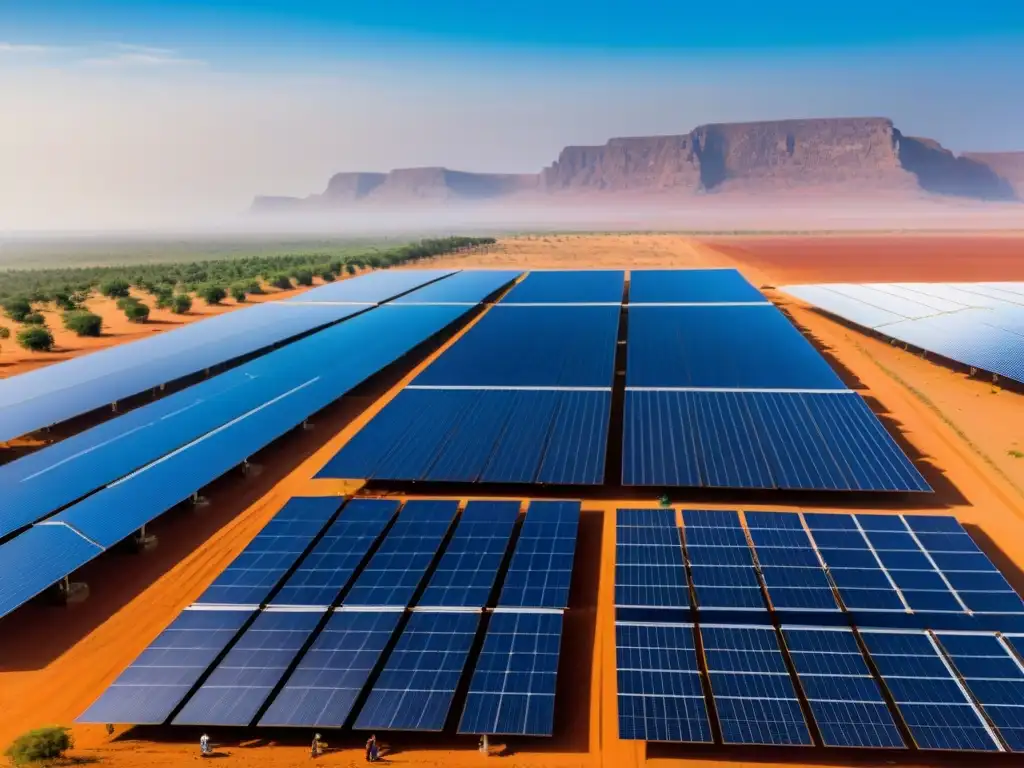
(859, 629, 1002, 751)
(937, 632, 1024, 751)
(77, 608, 253, 725)
(195, 497, 342, 606)
(626, 305, 845, 389)
(270, 499, 399, 607)
(417, 501, 519, 608)
(498, 501, 579, 610)
(500, 269, 624, 304)
(615, 508, 688, 609)
(343, 500, 458, 608)
(258, 610, 402, 727)
(392, 270, 521, 304)
(285, 268, 457, 304)
(745, 513, 839, 612)
(458, 611, 563, 736)
(782, 626, 905, 748)
(172, 609, 324, 726)
(615, 622, 712, 743)
(354, 611, 480, 731)
(623, 390, 930, 492)
(412, 304, 620, 387)
(701, 624, 813, 746)
(681, 510, 763, 610)
(629, 268, 768, 305)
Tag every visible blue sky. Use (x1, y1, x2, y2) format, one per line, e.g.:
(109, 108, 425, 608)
(1, 2, 1023, 229)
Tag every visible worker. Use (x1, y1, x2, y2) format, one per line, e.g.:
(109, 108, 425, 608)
(365, 734, 379, 762)
(199, 734, 210, 757)
(310, 733, 323, 758)
(105, 724, 114, 736)
(479, 734, 490, 755)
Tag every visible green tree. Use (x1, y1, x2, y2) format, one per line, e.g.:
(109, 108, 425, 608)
(124, 302, 150, 323)
(170, 294, 193, 314)
(198, 284, 227, 305)
(269, 273, 293, 290)
(63, 310, 103, 337)
(115, 296, 139, 311)
(2, 297, 33, 322)
(17, 326, 54, 351)
(4, 726, 73, 765)
(345, 263, 357, 276)
(319, 268, 336, 282)
(100, 278, 131, 298)
(22, 312, 47, 326)
(0, 326, 10, 339)
(246, 280, 265, 295)
(53, 291, 77, 311)
(292, 268, 314, 287)
(230, 283, 248, 302)
(154, 286, 175, 309)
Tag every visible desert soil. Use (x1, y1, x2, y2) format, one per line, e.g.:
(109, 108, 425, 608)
(2, 233, 1024, 768)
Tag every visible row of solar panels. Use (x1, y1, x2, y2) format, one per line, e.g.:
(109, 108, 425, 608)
(79, 497, 578, 734)
(614, 509, 1024, 631)
(0, 271, 532, 621)
(781, 281, 1024, 385)
(617, 621, 1024, 752)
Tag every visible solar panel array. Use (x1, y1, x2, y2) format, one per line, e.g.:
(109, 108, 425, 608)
(630, 269, 769, 305)
(79, 498, 574, 738)
(781, 281, 1024, 385)
(614, 508, 1024, 753)
(499, 269, 624, 304)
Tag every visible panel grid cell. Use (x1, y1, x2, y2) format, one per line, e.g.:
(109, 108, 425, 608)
(859, 629, 1002, 751)
(499, 269, 624, 305)
(615, 508, 688, 609)
(195, 497, 342, 607)
(173, 610, 324, 726)
(417, 501, 519, 608)
(782, 626, 904, 748)
(258, 610, 402, 727)
(498, 501, 579, 610)
(615, 622, 712, 743)
(459, 611, 563, 736)
(746, 513, 839, 612)
(354, 611, 480, 731)
(343, 500, 458, 608)
(682, 510, 764, 611)
(701, 624, 813, 746)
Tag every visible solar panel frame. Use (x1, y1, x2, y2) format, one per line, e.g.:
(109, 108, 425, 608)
(391, 269, 522, 304)
(499, 269, 625, 304)
(497, 501, 579, 610)
(746, 515, 839, 613)
(257, 609, 402, 727)
(458, 611, 564, 737)
(284, 268, 457, 304)
(615, 508, 689, 609)
(629, 268, 768, 305)
(353, 611, 481, 732)
(681, 510, 764, 611)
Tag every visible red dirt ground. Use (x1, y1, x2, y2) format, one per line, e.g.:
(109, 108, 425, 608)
(3, 234, 1024, 768)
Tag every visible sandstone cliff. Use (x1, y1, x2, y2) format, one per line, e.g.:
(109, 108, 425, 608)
(251, 117, 1021, 211)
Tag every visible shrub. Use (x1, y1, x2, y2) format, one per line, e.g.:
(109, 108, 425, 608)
(0, 325, 10, 339)
(246, 280, 265, 295)
(269, 273, 292, 290)
(4, 726, 73, 765)
(22, 312, 46, 326)
(63, 310, 103, 337)
(230, 284, 247, 302)
(100, 278, 131, 298)
(292, 268, 314, 287)
(3, 297, 32, 322)
(115, 296, 139, 311)
(16, 326, 54, 351)
(319, 269, 336, 283)
(198, 284, 227, 305)
(53, 291, 77, 311)
(328, 260, 344, 275)
(345, 263, 357, 276)
(124, 302, 150, 323)
(155, 287, 175, 309)
(170, 294, 192, 314)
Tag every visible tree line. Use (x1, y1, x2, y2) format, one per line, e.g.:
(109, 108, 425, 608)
(0, 236, 495, 352)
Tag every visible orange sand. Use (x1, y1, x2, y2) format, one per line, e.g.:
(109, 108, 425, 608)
(2, 234, 1024, 768)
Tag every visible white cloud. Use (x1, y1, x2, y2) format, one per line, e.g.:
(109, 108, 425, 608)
(0, 42, 51, 54)
(81, 50, 205, 68)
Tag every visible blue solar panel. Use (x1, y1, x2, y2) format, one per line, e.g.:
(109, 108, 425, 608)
(417, 501, 519, 608)
(459, 611, 563, 736)
(535, 390, 610, 485)
(413, 305, 620, 387)
(271, 499, 399, 607)
(392, 270, 521, 304)
(500, 270, 624, 304)
(615, 508, 688, 609)
(627, 305, 845, 389)
(285, 268, 456, 304)
(195, 497, 341, 606)
(629, 268, 768, 304)
(937, 632, 1024, 751)
(258, 610, 402, 727)
(173, 609, 324, 726)
(746, 515, 838, 612)
(702, 624, 812, 746)
(343, 501, 458, 608)
(859, 630, 1002, 751)
(0, 524, 103, 620)
(682, 510, 763, 610)
(782, 627, 904, 748)
(77, 608, 253, 724)
(354, 611, 480, 731)
(615, 622, 712, 743)
(623, 390, 930, 492)
(498, 501, 579, 610)
(0, 300, 376, 444)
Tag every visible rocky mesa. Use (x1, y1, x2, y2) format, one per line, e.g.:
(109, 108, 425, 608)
(252, 117, 1021, 211)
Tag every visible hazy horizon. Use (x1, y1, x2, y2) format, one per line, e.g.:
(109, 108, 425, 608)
(2, 2, 1023, 232)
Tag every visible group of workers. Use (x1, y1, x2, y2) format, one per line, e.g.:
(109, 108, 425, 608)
(199, 733, 381, 761)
